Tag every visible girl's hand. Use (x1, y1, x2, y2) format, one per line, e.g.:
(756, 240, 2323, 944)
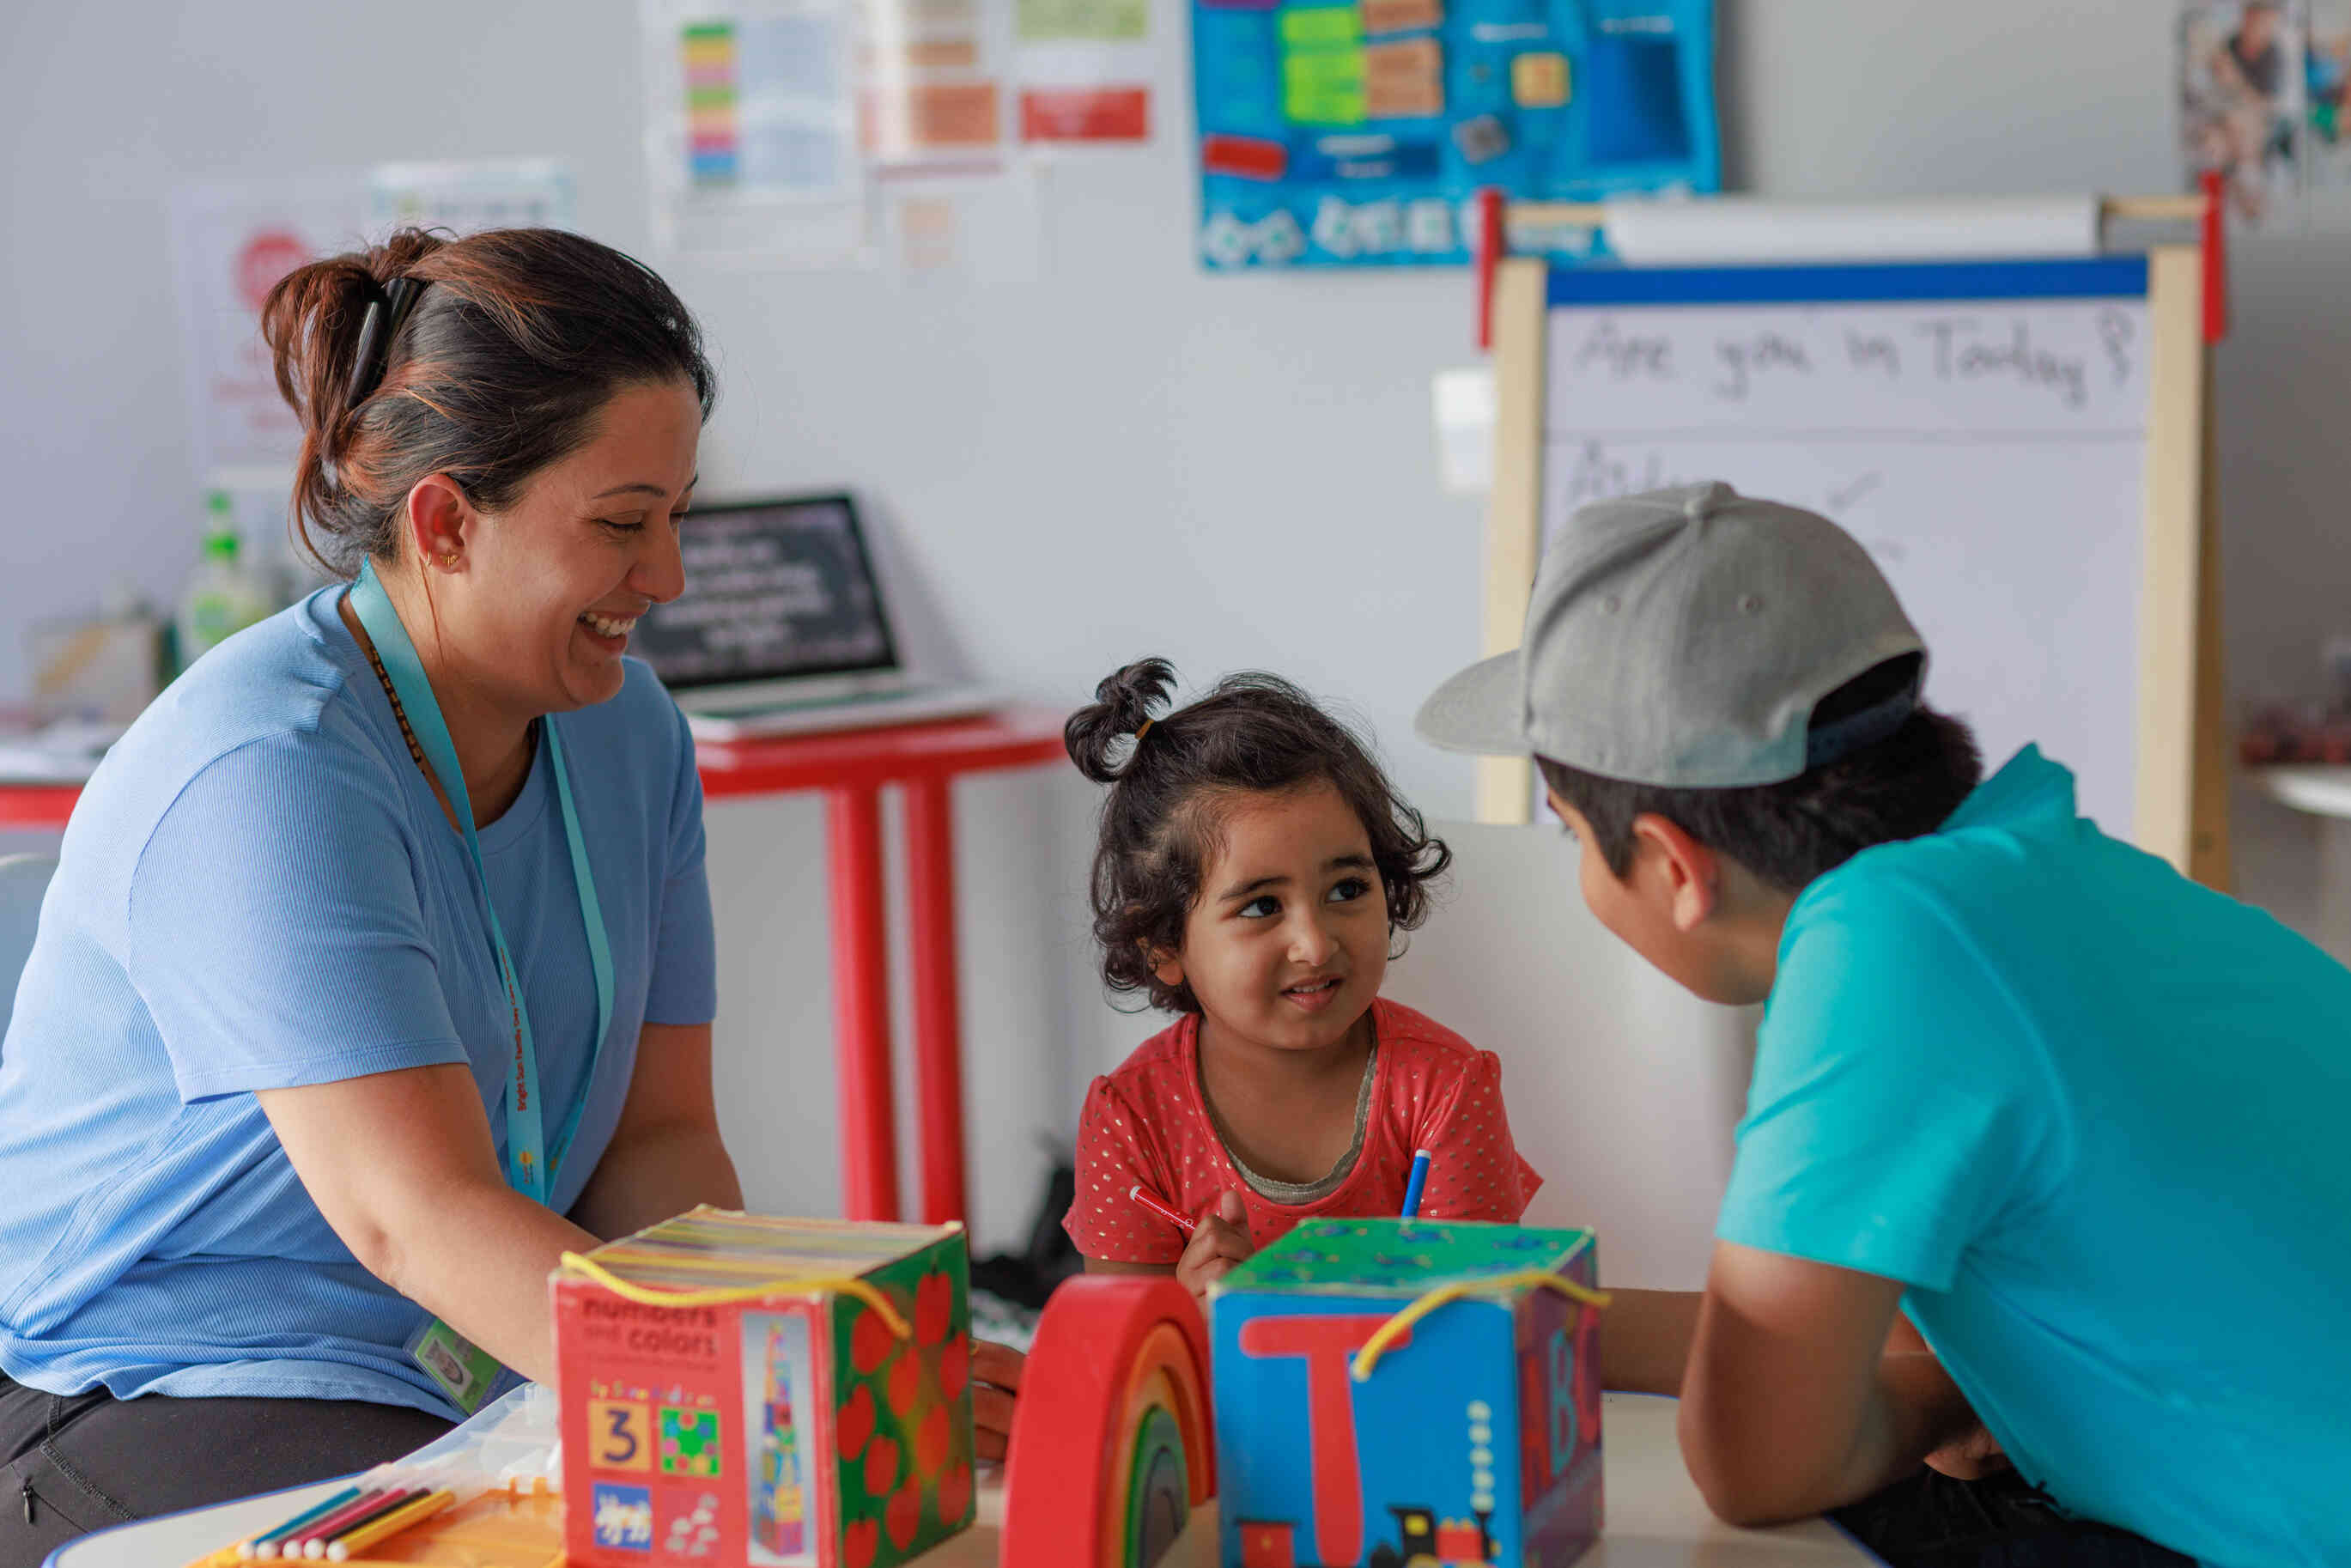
(1176, 1190, 1254, 1305)
(971, 1339, 1024, 1462)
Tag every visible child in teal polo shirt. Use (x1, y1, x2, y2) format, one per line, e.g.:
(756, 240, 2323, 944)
(1418, 482, 2351, 1568)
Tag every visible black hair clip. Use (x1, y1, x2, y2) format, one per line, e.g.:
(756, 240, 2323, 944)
(346, 276, 427, 407)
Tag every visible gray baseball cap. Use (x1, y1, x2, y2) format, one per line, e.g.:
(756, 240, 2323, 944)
(1416, 482, 1927, 787)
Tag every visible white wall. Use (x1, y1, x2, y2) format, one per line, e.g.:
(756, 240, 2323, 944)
(1383, 826, 1760, 1290)
(6, 2, 2348, 1254)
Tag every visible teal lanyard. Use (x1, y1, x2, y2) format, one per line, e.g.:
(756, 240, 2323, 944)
(347, 562, 616, 1206)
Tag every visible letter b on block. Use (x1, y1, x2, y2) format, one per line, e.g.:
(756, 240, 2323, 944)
(1547, 1328, 1576, 1475)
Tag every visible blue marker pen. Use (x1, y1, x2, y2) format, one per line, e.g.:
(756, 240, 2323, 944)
(1400, 1147, 1432, 1218)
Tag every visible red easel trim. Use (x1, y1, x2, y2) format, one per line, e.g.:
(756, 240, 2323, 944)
(1474, 186, 1505, 350)
(2198, 169, 2229, 343)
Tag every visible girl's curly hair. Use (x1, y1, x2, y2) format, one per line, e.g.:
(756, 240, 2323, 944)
(1065, 658, 1452, 1013)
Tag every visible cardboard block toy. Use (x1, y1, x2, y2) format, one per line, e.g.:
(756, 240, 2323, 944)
(1210, 1219, 1605, 1568)
(555, 1208, 975, 1568)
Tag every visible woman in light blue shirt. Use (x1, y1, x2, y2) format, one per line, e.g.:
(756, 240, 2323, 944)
(0, 227, 742, 1560)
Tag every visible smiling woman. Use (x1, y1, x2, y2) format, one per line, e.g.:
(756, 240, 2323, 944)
(0, 229, 744, 1566)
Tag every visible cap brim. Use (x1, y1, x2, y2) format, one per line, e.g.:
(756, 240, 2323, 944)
(1414, 650, 1528, 756)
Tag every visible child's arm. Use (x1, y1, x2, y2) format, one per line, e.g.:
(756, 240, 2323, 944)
(1084, 1192, 1254, 1312)
(1598, 1287, 1705, 1395)
(1677, 1241, 1982, 1527)
(1066, 1077, 1253, 1310)
(1603, 1281, 2004, 1492)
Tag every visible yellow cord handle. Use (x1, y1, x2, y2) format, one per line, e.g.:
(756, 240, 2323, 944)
(1351, 1270, 1612, 1382)
(556, 1252, 913, 1339)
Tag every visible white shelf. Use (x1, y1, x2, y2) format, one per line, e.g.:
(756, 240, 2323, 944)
(2253, 765, 2351, 820)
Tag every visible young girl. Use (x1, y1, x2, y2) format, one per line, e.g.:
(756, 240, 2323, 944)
(1061, 658, 1542, 1304)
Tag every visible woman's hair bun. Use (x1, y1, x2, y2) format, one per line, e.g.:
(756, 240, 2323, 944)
(252, 226, 713, 577)
(1064, 658, 1176, 783)
(261, 229, 450, 471)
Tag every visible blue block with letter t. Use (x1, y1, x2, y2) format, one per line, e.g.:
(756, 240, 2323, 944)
(1209, 1219, 1604, 1567)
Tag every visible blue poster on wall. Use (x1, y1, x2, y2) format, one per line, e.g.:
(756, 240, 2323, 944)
(1190, 0, 1718, 269)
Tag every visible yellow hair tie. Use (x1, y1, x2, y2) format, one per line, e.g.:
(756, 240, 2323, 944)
(1133, 719, 1153, 743)
(556, 1251, 913, 1339)
(1351, 1269, 1611, 1382)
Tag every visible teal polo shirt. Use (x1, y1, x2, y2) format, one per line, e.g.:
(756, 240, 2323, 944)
(1719, 746, 2351, 1567)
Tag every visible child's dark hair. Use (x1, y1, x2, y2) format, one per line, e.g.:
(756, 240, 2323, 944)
(1066, 658, 1452, 1013)
(1538, 655, 1984, 895)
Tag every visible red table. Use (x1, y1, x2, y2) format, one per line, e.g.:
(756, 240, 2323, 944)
(696, 708, 1068, 1225)
(0, 708, 1070, 1228)
(0, 785, 80, 831)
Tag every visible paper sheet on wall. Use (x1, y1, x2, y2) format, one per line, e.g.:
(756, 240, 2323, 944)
(882, 162, 1044, 279)
(1541, 289, 2153, 837)
(369, 159, 575, 234)
(1016, 0, 1154, 143)
(641, 0, 872, 262)
(2179, 3, 2305, 228)
(2311, 2, 2351, 219)
(167, 178, 368, 482)
(866, 0, 1015, 166)
(2178, 0, 2351, 230)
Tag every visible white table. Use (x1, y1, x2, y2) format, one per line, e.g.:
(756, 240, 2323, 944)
(49, 1393, 1876, 1568)
(2251, 765, 2351, 960)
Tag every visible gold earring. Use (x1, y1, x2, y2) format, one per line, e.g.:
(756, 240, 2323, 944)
(440, 551, 460, 568)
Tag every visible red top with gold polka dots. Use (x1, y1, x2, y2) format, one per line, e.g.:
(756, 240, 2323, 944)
(1063, 997, 1544, 1264)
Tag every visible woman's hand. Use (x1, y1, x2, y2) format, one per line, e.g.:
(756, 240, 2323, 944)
(971, 1340, 1024, 1462)
(1175, 1191, 1254, 1307)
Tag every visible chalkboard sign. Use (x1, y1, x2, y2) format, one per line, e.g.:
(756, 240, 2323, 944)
(635, 495, 898, 690)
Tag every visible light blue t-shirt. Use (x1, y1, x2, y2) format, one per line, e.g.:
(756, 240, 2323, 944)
(1719, 746, 2351, 1568)
(0, 586, 716, 1419)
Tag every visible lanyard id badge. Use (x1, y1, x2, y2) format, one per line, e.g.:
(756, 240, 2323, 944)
(404, 1314, 524, 1414)
(348, 562, 617, 1406)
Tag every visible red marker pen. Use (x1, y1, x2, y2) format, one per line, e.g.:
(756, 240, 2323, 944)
(1127, 1183, 1199, 1236)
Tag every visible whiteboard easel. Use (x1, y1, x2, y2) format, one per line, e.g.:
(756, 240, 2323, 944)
(1475, 205, 2229, 890)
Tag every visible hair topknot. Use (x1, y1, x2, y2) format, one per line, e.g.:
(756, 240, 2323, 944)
(1063, 657, 1175, 783)
(1068, 657, 1451, 1013)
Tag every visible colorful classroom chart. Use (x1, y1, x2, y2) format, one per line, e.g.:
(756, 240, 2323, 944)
(1190, 0, 1718, 268)
(639, 0, 870, 263)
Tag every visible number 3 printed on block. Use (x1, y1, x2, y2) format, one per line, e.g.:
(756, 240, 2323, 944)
(591, 1400, 651, 1471)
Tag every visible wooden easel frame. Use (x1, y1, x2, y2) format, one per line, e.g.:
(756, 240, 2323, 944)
(1476, 230, 2230, 889)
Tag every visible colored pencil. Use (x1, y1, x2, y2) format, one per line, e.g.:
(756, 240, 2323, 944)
(1127, 1183, 1199, 1236)
(306, 1489, 426, 1561)
(241, 1487, 362, 1559)
(1400, 1147, 1432, 1219)
(276, 1490, 399, 1559)
(298, 1490, 414, 1559)
(301, 1490, 417, 1561)
(326, 1490, 455, 1560)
